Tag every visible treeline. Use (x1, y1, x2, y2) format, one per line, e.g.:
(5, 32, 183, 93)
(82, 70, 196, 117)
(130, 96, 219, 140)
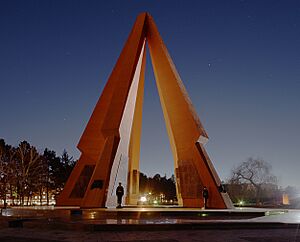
(0, 139, 75, 206)
(139, 173, 177, 201)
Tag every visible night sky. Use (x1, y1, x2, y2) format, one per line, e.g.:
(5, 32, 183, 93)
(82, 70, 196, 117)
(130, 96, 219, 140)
(1, 0, 300, 188)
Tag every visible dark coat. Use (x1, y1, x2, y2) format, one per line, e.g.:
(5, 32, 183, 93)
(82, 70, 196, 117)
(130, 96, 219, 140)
(203, 188, 209, 199)
(116, 185, 124, 197)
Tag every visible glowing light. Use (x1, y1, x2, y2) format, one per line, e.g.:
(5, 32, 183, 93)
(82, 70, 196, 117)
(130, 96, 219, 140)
(153, 200, 158, 204)
(89, 212, 96, 219)
(238, 200, 244, 206)
(140, 196, 147, 202)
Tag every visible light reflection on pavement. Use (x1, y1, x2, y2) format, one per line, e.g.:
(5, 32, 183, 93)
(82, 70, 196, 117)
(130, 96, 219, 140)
(1, 207, 300, 225)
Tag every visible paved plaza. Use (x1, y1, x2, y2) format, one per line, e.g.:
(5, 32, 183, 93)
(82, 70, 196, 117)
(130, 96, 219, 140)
(1, 207, 300, 241)
(0, 227, 300, 242)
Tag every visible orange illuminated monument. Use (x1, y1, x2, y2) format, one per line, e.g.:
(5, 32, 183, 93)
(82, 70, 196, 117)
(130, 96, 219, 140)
(57, 13, 233, 208)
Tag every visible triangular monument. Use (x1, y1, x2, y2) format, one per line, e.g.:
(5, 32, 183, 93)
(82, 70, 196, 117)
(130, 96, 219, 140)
(57, 13, 233, 209)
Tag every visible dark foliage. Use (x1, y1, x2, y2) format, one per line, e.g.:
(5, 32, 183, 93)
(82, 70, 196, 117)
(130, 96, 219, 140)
(139, 172, 177, 201)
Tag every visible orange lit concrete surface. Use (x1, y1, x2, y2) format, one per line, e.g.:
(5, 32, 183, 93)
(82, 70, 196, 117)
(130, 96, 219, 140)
(56, 12, 233, 209)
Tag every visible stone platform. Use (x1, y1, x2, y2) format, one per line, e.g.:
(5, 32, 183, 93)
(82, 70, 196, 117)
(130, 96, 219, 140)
(1, 207, 300, 241)
(1, 206, 298, 231)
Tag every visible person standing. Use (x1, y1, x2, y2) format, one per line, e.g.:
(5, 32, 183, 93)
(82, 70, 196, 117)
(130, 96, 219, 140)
(202, 186, 209, 209)
(116, 182, 124, 208)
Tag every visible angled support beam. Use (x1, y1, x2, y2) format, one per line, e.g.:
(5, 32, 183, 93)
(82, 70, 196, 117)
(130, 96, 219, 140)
(57, 13, 147, 208)
(146, 14, 231, 208)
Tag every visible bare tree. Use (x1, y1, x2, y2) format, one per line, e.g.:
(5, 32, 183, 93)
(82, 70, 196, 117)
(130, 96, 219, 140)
(229, 157, 277, 205)
(0, 139, 9, 206)
(0, 139, 16, 207)
(0, 139, 76, 206)
(16, 141, 42, 205)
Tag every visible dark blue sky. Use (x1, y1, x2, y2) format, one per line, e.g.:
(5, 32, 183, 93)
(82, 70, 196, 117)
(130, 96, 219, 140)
(1, 0, 300, 187)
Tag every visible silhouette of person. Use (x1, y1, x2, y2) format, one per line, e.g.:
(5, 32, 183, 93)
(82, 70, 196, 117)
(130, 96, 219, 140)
(116, 182, 124, 208)
(203, 186, 209, 209)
